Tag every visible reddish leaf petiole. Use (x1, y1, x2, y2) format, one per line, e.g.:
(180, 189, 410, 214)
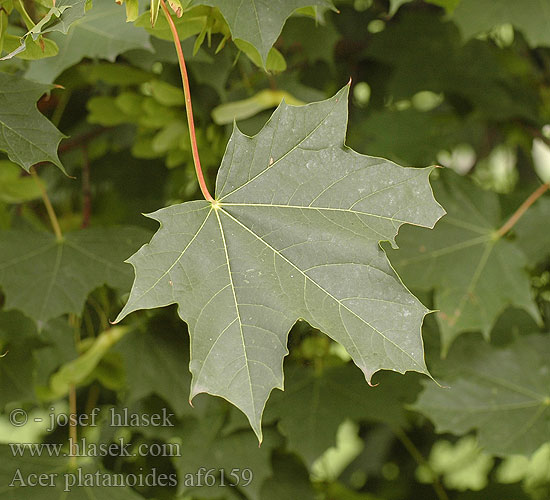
(160, 0, 214, 202)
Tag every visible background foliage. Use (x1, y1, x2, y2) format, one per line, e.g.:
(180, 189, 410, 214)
(0, 0, 549, 499)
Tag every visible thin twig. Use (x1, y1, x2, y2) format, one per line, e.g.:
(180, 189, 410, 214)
(51, 89, 71, 128)
(497, 182, 549, 237)
(32, 129, 109, 173)
(60, 128, 108, 153)
(84, 384, 100, 417)
(392, 427, 450, 500)
(520, 122, 550, 148)
(30, 167, 63, 241)
(160, 0, 214, 201)
(69, 385, 77, 467)
(81, 145, 91, 228)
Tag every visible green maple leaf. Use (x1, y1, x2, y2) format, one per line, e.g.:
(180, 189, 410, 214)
(115, 86, 444, 440)
(264, 363, 422, 465)
(0, 227, 149, 325)
(0, 73, 65, 173)
(452, 0, 550, 47)
(0, 446, 145, 498)
(388, 170, 541, 354)
(188, 0, 334, 65)
(412, 334, 550, 456)
(25, 0, 152, 84)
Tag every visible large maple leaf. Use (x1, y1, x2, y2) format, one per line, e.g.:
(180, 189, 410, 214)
(115, 86, 445, 440)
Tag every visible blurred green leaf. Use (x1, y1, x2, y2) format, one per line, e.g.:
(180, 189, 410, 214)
(0, 73, 65, 173)
(1, 34, 58, 60)
(1, 0, 86, 61)
(49, 326, 128, 398)
(389, 170, 541, 353)
(149, 79, 185, 106)
(0, 161, 43, 203)
(115, 321, 195, 417)
(25, 0, 152, 84)
(0, 226, 150, 325)
(265, 363, 422, 465)
(452, 0, 550, 47)
(212, 89, 304, 124)
(515, 197, 550, 265)
(412, 334, 550, 456)
(189, 0, 334, 65)
(417, 436, 494, 491)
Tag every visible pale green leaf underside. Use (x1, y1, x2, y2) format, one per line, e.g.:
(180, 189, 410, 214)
(412, 335, 550, 456)
(116, 86, 445, 440)
(0, 73, 65, 173)
(0, 227, 149, 325)
(389, 171, 541, 354)
(189, 0, 334, 64)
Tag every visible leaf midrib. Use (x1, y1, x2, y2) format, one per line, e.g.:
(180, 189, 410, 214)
(215, 208, 256, 424)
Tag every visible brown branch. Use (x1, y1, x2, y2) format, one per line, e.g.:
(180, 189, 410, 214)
(81, 145, 91, 228)
(30, 167, 63, 241)
(59, 128, 109, 154)
(392, 427, 450, 500)
(521, 122, 550, 148)
(69, 385, 77, 467)
(497, 182, 550, 238)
